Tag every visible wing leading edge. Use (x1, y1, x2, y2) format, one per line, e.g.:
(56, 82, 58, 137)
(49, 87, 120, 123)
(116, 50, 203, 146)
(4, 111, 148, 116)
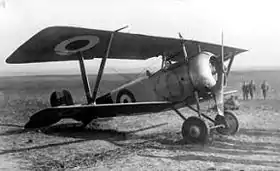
(7, 26, 247, 64)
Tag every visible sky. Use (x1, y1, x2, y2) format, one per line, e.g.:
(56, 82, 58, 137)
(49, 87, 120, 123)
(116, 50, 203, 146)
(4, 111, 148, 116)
(0, 0, 280, 76)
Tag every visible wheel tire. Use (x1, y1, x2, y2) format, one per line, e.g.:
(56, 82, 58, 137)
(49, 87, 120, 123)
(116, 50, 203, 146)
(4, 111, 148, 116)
(50, 90, 74, 107)
(215, 110, 239, 135)
(62, 90, 74, 105)
(116, 89, 136, 103)
(181, 116, 210, 144)
(50, 91, 61, 107)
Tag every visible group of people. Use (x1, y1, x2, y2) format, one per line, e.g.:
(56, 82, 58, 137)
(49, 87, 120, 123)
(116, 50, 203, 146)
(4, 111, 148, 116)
(242, 80, 269, 100)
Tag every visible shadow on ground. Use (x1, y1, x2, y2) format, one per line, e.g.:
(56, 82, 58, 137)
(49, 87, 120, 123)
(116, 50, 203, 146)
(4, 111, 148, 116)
(0, 122, 167, 155)
(135, 128, 280, 167)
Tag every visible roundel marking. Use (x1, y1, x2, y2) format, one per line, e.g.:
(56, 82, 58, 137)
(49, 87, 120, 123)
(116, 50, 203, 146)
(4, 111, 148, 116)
(54, 35, 100, 56)
(66, 40, 90, 50)
(116, 89, 136, 103)
(120, 94, 132, 103)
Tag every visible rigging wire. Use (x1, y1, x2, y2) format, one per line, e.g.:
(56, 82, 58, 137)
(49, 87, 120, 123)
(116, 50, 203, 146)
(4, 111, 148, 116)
(133, 57, 161, 79)
(106, 66, 135, 82)
(93, 57, 161, 94)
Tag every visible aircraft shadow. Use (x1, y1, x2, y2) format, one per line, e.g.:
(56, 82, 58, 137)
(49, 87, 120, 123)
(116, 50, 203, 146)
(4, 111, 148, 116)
(135, 141, 280, 167)
(109, 127, 280, 167)
(0, 128, 27, 136)
(0, 122, 168, 155)
(0, 123, 24, 128)
(0, 124, 126, 155)
(42, 123, 128, 141)
(0, 139, 87, 155)
(0, 123, 25, 136)
(129, 129, 279, 167)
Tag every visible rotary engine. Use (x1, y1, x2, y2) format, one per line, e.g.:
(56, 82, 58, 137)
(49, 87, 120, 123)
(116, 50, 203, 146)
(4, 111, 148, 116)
(188, 51, 221, 93)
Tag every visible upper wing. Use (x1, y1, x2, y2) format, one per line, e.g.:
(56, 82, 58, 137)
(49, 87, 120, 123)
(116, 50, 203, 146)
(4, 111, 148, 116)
(6, 26, 247, 64)
(24, 101, 173, 128)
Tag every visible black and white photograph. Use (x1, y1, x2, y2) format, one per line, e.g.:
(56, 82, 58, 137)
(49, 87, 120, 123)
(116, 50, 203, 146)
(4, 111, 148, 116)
(0, 0, 279, 170)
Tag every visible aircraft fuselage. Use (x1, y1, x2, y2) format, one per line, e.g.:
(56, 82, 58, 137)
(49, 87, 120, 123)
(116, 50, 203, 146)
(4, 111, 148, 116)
(97, 51, 218, 107)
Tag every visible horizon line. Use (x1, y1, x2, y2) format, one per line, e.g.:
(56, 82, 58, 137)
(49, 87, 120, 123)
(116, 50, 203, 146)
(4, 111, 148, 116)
(1, 68, 280, 77)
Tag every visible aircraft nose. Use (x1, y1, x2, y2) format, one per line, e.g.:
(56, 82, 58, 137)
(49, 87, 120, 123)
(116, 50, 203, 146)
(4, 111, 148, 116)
(189, 52, 217, 91)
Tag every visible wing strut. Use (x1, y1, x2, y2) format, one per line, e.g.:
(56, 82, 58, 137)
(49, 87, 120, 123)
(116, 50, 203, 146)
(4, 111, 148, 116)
(78, 52, 92, 104)
(226, 52, 236, 77)
(91, 25, 128, 103)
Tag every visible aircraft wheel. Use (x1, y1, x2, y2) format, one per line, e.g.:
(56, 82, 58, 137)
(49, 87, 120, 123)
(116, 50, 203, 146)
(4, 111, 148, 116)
(50, 90, 74, 107)
(215, 110, 239, 135)
(181, 116, 210, 144)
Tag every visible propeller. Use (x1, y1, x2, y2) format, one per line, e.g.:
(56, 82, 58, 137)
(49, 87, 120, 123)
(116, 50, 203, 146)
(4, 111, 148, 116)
(211, 32, 225, 117)
(178, 31, 226, 118)
(178, 33, 188, 61)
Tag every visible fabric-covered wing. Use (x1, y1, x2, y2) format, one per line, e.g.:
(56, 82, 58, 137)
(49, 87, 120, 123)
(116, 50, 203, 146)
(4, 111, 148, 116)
(6, 26, 247, 64)
(24, 101, 173, 128)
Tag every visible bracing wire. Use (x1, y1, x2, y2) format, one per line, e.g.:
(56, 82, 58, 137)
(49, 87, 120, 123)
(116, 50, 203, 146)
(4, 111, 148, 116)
(106, 57, 161, 84)
(133, 58, 161, 79)
(106, 66, 135, 82)
(95, 57, 161, 95)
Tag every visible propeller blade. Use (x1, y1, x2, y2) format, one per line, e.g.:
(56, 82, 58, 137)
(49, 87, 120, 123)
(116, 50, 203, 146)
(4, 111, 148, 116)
(178, 32, 188, 61)
(212, 32, 225, 116)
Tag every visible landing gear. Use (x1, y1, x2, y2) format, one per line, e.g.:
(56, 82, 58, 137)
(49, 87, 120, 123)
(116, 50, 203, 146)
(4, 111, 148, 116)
(215, 110, 239, 135)
(173, 104, 239, 144)
(181, 116, 209, 144)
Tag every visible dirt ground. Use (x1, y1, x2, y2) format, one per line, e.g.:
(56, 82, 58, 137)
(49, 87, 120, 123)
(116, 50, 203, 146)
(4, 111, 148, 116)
(0, 73, 280, 170)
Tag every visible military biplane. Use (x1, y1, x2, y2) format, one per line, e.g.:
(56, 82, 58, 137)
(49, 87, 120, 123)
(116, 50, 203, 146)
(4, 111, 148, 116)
(6, 26, 247, 144)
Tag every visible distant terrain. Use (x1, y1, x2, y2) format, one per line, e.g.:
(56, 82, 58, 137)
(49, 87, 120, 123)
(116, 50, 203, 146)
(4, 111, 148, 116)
(0, 70, 279, 170)
(1, 70, 280, 101)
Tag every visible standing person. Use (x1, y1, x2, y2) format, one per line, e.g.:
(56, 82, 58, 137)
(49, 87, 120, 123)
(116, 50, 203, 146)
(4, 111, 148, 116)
(242, 81, 249, 100)
(245, 82, 249, 100)
(261, 80, 269, 100)
(248, 80, 256, 100)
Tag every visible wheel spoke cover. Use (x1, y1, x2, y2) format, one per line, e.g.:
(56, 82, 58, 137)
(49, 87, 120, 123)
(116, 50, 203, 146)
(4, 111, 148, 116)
(215, 110, 239, 135)
(181, 116, 209, 144)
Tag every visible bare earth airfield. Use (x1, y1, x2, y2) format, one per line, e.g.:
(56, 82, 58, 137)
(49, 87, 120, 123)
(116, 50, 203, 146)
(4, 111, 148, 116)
(0, 70, 280, 171)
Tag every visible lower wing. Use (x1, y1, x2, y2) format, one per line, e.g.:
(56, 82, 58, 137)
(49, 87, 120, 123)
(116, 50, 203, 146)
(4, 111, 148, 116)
(24, 90, 238, 129)
(24, 101, 172, 128)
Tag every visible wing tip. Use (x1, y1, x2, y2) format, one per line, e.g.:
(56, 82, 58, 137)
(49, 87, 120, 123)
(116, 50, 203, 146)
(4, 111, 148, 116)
(5, 52, 18, 64)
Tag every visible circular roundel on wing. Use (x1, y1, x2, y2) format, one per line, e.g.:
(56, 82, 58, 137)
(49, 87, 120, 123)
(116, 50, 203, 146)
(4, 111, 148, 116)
(54, 35, 100, 56)
(116, 89, 136, 103)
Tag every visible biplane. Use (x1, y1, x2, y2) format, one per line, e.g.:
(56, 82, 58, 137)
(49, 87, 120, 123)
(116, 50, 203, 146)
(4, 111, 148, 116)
(6, 26, 247, 144)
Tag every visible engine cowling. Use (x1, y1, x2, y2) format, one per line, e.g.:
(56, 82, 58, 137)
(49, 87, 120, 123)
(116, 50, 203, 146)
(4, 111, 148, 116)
(188, 52, 217, 92)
